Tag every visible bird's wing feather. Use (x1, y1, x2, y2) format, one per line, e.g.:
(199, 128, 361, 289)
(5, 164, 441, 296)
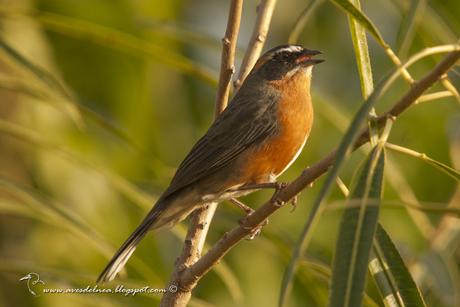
(162, 90, 279, 198)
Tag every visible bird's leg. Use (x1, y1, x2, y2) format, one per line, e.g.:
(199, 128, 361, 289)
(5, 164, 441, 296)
(231, 182, 300, 210)
(230, 182, 288, 192)
(229, 198, 268, 240)
(229, 198, 254, 215)
(266, 183, 299, 210)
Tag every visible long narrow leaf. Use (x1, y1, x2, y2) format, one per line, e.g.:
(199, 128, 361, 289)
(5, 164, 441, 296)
(0, 10, 217, 85)
(329, 146, 385, 307)
(0, 40, 146, 152)
(0, 178, 161, 284)
(346, 0, 379, 146)
(371, 224, 427, 307)
(347, 0, 374, 99)
(0, 120, 242, 300)
(0, 119, 154, 209)
(35, 12, 217, 86)
(0, 38, 84, 128)
(0, 179, 113, 258)
(279, 41, 460, 306)
(418, 251, 460, 306)
(0, 39, 72, 99)
(279, 57, 399, 307)
(288, 0, 324, 44)
(395, 0, 426, 58)
(330, 0, 387, 47)
(386, 143, 460, 182)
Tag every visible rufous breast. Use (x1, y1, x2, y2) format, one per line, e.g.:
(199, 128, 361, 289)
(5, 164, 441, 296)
(241, 68, 314, 184)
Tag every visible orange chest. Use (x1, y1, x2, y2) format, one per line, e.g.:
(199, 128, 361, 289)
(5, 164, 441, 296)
(270, 77, 313, 175)
(243, 73, 314, 183)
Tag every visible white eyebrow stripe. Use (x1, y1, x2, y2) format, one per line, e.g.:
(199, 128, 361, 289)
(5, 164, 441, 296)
(274, 46, 303, 54)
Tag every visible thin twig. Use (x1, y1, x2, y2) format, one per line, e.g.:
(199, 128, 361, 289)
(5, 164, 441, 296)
(160, 1, 243, 306)
(384, 37, 459, 105)
(172, 46, 460, 291)
(214, 0, 244, 116)
(417, 90, 453, 103)
(233, 0, 277, 91)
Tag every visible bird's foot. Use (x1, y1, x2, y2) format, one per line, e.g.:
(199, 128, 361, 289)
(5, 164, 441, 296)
(270, 183, 289, 207)
(290, 194, 298, 212)
(269, 183, 299, 211)
(230, 181, 288, 192)
(238, 216, 269, 240)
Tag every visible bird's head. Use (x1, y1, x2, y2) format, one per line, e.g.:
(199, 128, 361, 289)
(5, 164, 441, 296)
(250, 45, 324, 82)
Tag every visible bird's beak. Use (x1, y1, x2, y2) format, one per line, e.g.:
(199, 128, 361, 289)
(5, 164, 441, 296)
(295, 49, 324, 66)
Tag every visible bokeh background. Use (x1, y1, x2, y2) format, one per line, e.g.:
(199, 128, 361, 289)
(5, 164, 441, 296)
(0, 0, 459, 306)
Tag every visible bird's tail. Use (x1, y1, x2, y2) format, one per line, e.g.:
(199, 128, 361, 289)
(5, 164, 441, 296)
(96, 210, 161, 284)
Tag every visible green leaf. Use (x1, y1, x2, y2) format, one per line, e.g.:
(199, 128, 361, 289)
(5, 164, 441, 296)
(417, 251, 460, 306)
(279, 53, 400, 307)
(0, 38, 84, 128)
(423, 157, 460, 182)
(395, 0, 426, 58)
(0, 178, 159, 284)
(389, 0, 457, 44)
(0, 120, 242, 300)
(329, 146, 385, 307)
(371, 224, 427, 307)
(140, 19, 225, 52)
(330, 0, 387, 47)
(0, 39, 147, 152)
(298, 252, 380, 307)
(288, 0, 324, 44)
(0, 178, 113, 258)
(278, 40, 459, 305)
(347, 0, 374, 99)
(34, 12, 217, 86)
(0, 38, 72, 99)
(385, 143, 460, 182)
(0, 10, 217, 85)
(346, 0, 379, 146)
(0, 119, 154, 209)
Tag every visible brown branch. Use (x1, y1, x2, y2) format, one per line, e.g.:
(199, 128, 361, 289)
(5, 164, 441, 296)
(160, 1, 243, 306)
(233, 0, 277, 90)
(214, 0, 244, 116)
(172, 46, 460, 292)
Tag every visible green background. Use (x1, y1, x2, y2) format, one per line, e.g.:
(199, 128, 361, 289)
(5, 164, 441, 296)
(0, 0, 459, 306)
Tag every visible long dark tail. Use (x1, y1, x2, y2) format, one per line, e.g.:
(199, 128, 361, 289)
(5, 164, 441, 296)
(96, 209, 162, 284)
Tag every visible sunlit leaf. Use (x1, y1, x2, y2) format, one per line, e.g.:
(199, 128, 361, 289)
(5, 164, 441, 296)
(371, 224, 427, 307)
(330, 0, 387, 47)
(395, 0, 426, 58)
(34, 12, 218, 86)
(279, 56, 400, 307)
(329, 146, 385, 307)
(288, 0, 324, 44)
(0, 119, 154, 209)
(386, 143, 460, 182)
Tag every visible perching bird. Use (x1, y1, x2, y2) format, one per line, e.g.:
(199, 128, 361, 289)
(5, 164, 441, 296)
(97, 45, 323, 283)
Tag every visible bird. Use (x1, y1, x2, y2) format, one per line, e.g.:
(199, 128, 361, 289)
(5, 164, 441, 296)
(97, 44, 323, 283)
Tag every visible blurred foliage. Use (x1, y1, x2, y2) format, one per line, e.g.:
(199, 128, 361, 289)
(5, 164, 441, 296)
(0, 0, 458, 306)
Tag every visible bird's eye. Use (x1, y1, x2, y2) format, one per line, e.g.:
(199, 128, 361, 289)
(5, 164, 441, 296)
(274, 53, 289, 62)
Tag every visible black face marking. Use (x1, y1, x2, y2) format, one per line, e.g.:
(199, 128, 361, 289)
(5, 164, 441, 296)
(256, 45, 322, 81)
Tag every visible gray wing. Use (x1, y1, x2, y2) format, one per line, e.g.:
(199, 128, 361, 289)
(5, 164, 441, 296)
(161, 89, 280, 199)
